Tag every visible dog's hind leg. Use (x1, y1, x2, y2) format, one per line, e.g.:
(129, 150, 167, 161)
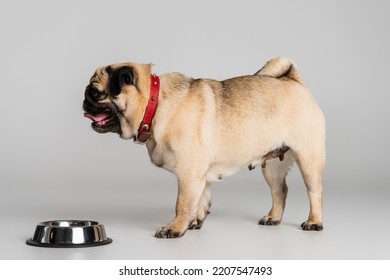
(259, 149, 294, 226)
(294, 146, 325, 231)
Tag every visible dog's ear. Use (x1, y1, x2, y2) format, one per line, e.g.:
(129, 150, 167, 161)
(108, 66, 137, 96)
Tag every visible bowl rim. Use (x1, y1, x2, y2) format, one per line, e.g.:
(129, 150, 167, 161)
(38, 220, 100, 228)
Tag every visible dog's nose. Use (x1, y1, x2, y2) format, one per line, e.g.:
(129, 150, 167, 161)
(85, 85, 102, 102)
(89, 90, 100, 101)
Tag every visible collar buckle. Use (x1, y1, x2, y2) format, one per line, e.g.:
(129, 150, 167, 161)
(133, 131, 152, 144)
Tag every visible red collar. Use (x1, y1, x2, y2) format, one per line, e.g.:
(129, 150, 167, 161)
(133, 74, 160, 144)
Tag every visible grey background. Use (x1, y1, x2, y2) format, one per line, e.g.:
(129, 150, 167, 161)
(0, 0, 389, 259)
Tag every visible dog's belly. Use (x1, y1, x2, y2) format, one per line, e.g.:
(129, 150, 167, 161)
(206, 166, 239, 182)
(206, 157, 261, 182)
(205, 142, 290, 182)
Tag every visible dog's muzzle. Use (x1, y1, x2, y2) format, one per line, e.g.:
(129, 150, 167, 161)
(83, 86, 121, 134)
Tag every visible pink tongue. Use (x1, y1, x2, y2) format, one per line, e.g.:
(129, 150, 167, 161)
(84, 112, 111, 122)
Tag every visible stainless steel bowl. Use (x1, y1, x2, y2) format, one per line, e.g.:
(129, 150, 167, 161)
(26, 220, 113, 248)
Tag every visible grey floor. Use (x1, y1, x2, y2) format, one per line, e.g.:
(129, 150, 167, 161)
(2, 165, 389, 260)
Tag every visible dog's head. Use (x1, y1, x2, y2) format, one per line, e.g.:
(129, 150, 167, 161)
(83, 63, 152, 139)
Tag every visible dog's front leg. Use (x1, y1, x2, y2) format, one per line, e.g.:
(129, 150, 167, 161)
(155, 175, 206, 239)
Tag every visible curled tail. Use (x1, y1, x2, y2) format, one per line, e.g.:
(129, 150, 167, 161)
(255, 57, 304, 85)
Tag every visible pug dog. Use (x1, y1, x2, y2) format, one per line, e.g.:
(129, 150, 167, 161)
(83, 57, 326, 238)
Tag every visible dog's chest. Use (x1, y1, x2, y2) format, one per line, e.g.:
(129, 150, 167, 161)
(147, 141, 177, 173)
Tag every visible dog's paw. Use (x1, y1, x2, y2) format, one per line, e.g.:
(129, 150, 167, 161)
(188, 219, 203, 230)
(301, 220, 323, 231)
(155, 227, 186, 239)
(259, 216, 281, 226)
